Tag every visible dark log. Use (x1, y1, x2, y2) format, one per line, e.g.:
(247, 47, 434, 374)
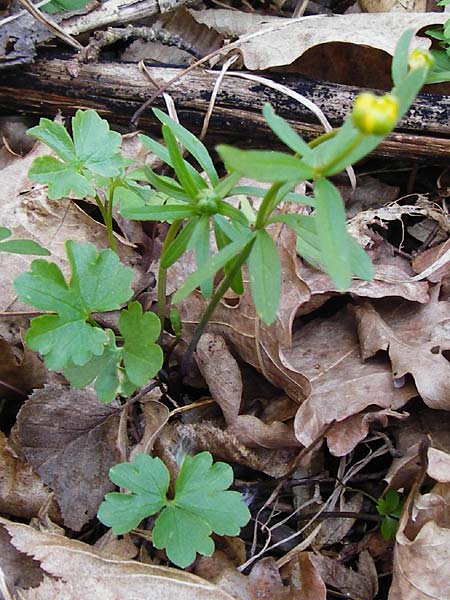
(0, 55, 449, 161)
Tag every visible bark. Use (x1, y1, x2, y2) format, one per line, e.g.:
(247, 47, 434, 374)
(1, 55, 449, 160)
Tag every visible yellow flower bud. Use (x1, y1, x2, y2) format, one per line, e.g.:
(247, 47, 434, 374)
(408, 48, 435, 71)
(351, 92, 399, 136)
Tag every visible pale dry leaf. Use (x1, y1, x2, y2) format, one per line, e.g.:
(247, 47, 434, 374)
(412, 239, 450, 284)
(0, 517, 235, 600)
(94, 530, 139, 560)
(281, 307, 416, 451)
(189, 10, 446, 71)
(0, 431, 60, 522)
(355, 289, 450, 409)
(196, 333, 299, 448)
(154, 421, 298, 478)
(358, 0, 427, 11)
(14, 383, 120, 530)
(313, 493, 363, 548)
(0, 337, 48, 399)
(389, 483, 450, 600)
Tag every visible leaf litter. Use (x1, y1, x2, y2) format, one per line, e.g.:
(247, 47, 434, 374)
(2, 1, 450, 599)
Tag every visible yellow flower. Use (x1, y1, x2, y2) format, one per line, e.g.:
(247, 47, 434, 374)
(351, 92, 399, 136)
(408, 48, 435, 71)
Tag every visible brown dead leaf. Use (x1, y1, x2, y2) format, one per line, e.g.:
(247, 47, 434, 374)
(0, 517, 235, 600)
(412, 239, 450, 284)
(189, 10, 446, 71)
(355, 289, 450, 409)
(281, 307, 416, 451)
(284, 550, 378, 600)
(154, 421, 298, 478)
(387, 410, 450, 490)
(13, 383, 120, 531)
(0, 525, 43, 594)
(130, 400, 169, 459)
(0, 337, 48, 399)
(390, 483, 450, 600)
(0, 431, 60, 522)
(195, 551, 292, 600)
(196, 333, 299, 448)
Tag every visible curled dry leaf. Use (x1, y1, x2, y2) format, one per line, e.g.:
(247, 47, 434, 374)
(390, 483, 450, 600)
(355, 289, 450, 410)
(13, 383, 120, 531)
(0, 525, 43, 595)
(196, 334, 299, 448)
(0, 431, 59, 522)
(195, 551, 292, 600)
(189, 10, 446, 71)
(154, 421, 298, 478)
(284, 550, 378, 600)
(281, 307, 416, 451)
(387, 410, 450, 490)
(0, 517, 235, 600)
(129, 400, 169, 460)
(0, 337, 48, 399)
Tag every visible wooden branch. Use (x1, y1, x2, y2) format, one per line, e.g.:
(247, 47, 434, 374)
(1, 55, 449, 161)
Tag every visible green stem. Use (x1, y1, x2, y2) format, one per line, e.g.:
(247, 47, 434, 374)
(157, 219, 183, 328)
(254, 182, 283, 230)
(316, 132, 364, 176)
(307, 128, 338, 149)
(105, 186, 118, 253)
(181, 240, 254, 375)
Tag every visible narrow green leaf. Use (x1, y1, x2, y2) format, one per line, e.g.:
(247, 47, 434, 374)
(162, 125, 199, 199)
(217, 201, 249, 226)
(161, 218, 199, 268)
(262, 103, 313, 158)
(0, 227, 11, 241)
(217, 146, 314, 182)
(247, 230, 281, 325)
(392, 29, 414, 86)
(0, 239, 50, 256)
(213, 218, 244, 295)
(314, 178, 352, 290)
(192, 216, 213, 298)
(173, 235, 254, 304)
(129, 166, 190, 202)
(153, 108, 219, 186)
(121, 204, 196, 221)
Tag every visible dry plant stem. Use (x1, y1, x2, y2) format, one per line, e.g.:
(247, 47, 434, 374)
(180, 243, 254, 376)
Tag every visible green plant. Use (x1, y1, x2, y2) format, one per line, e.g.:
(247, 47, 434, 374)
(0, 227, 49, 255)
(424, 0, 450, 84)
(14, 240, 163, 402)
(41, 0, 91, 15)
(97, 451, 251, 567)
(376, 489, 404, 540)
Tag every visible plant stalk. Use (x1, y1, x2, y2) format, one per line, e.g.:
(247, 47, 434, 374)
(181, 241, 254, 375)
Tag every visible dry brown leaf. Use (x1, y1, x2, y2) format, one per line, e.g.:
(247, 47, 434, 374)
(387, 410, 450, 489)
(189, 10, 446, 71)
(280, 307, 416, 450)
(195, 552, 292, 600)
(390, 483, 450, 600)
(130, 400, 169, 459)
(0, 517, 235, 600)
(355, 289, 450, 409)
(0, 431, 59, 522)
(412, 239, 450, 283)
(13, 383, 120, 530)
(196, 333, 299, 448)
(154, 421, 298, 478)
(0, 525, 43, 594)
(0, 337, 48, 399)
(284, 550, 378, 600)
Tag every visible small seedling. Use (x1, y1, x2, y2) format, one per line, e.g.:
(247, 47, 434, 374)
(97, 451, 251, 568)
(14, 240, 163, 402)
(376, 489, 404, 541)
